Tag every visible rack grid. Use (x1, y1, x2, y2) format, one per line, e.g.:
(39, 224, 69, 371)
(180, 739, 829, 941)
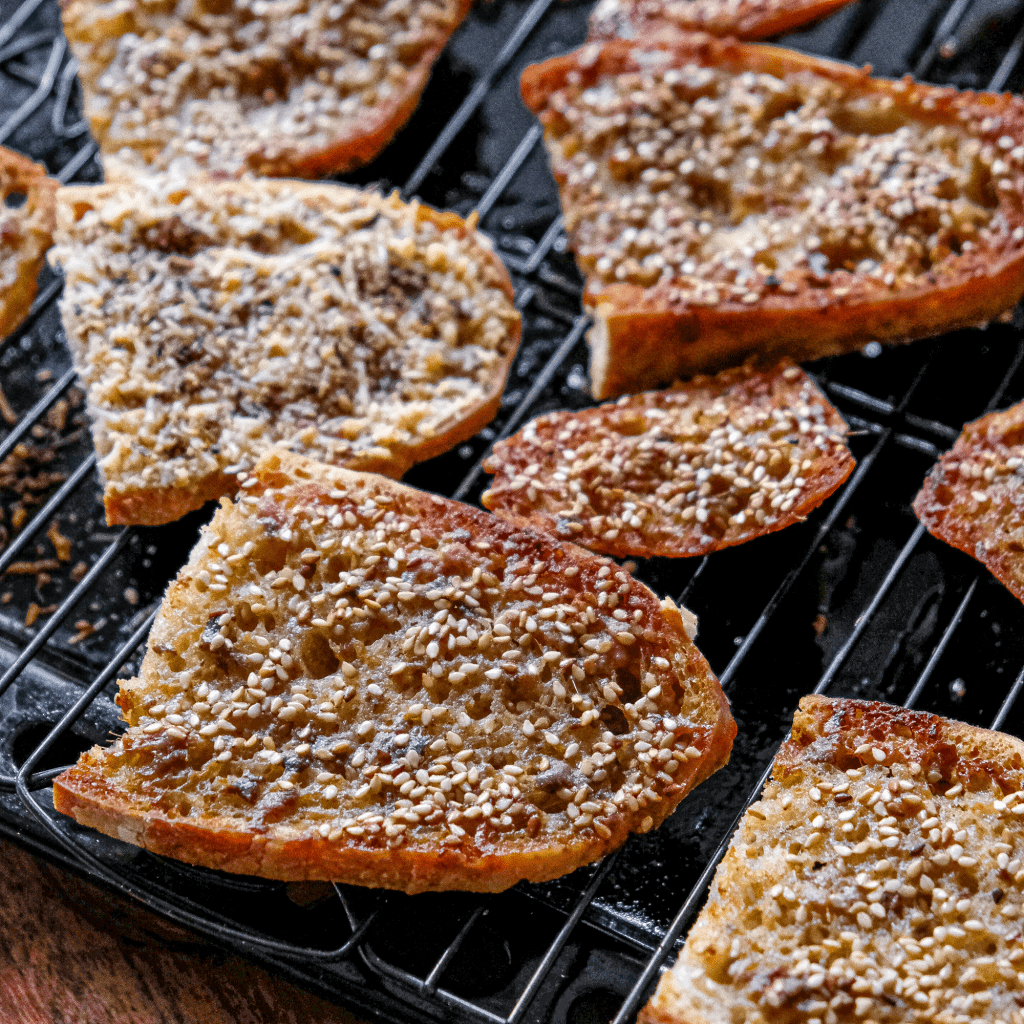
(4, 0, 1024, 1021)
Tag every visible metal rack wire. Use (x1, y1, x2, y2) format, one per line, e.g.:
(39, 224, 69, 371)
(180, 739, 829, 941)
(5, 0, 1024, 1021)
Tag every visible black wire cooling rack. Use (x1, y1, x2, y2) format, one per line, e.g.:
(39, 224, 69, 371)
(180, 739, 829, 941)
(6, 0, 1024, 1021)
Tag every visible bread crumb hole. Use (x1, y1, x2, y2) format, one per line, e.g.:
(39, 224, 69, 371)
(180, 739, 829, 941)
(301, 632, 339, 680)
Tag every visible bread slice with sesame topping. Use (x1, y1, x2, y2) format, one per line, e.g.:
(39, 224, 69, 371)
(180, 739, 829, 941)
(642, 694, 1024, 1024)
(52, 449, 735, 892)
(481, 361, 853, 559)
(51, 174, 520, 527)
(588, 0, 855, 44)
(915, 401, 1024, 606)
(521, 35, 1024, 399)
(0, 146, 57, 342)
(60, 0, 472, 179)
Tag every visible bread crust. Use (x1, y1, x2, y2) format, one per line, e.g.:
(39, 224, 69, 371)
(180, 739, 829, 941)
(914, 402, 1024, 606)
(521, 36, 1024, 399)
(481, 361, 854, 558)
(0, 147, 57, 342)
(588, 0, 856, 43)
(55, 755, 640, 891)
(642, 695, 1024, 1023)
(60, 0, 473, 179)
(52, 178, 520, 527)
(778, 694, 1024, 789)
(54, 450, 735, 892)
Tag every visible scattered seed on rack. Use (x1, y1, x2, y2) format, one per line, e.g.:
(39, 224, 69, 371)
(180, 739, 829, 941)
(0, 385, 14, 426)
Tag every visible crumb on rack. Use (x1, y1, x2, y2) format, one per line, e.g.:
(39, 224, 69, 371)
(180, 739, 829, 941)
(46, 521, 72, 562)
(68, 620, 96, 644)
(25, 601, 57, 627)
(0, 385, 15, 426)
(6, 559, 60, 574)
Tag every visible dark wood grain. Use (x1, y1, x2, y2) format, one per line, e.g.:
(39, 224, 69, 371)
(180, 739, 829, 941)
(0, 839, 366, 1024)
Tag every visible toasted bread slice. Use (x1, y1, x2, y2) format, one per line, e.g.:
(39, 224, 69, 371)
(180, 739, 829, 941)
(643, 694, 1024, 1024)
(588, 0, 856, 43)
(50, 175, 520, 527)
(0, 147, 57, 342)
(521, 36, 1024, 399)
(60, 0, 471, 179)
(53, 449, 736, 892)
(481, 361, 853, 559)
(914, 402, 1024, 604)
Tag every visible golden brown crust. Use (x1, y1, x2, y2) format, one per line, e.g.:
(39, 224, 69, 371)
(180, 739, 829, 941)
(0, 147, 57, 342)
(588, 0, 856, 43)
(55, 754, 635, 891)
(642, 695, 1024, 1024)
(481, 361, 854, 558)
(914, 402, 1024, 607)
(54, 450, 735, 892)
(60, 0, 473, 179)
(521, 36, 1024, 399)
(103, 472, 238, 529)
(52, 176, 520, 527)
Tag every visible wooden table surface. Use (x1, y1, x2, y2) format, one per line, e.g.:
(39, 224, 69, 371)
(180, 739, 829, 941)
(0, 838, 367, 1024)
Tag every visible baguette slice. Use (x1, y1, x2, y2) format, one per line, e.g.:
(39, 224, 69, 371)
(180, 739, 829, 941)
(914, 401, 1024, 604)
(643, 694, 1024, 1024)
(481, 361, 853, 559)
(0, 147, 57, 341)
(60, 0, 472, 179)
(521, 36, 1024, 399)
(588, 0, 856, 43)
(51, 175, 520, 527)
(53, 449, 735, 893)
